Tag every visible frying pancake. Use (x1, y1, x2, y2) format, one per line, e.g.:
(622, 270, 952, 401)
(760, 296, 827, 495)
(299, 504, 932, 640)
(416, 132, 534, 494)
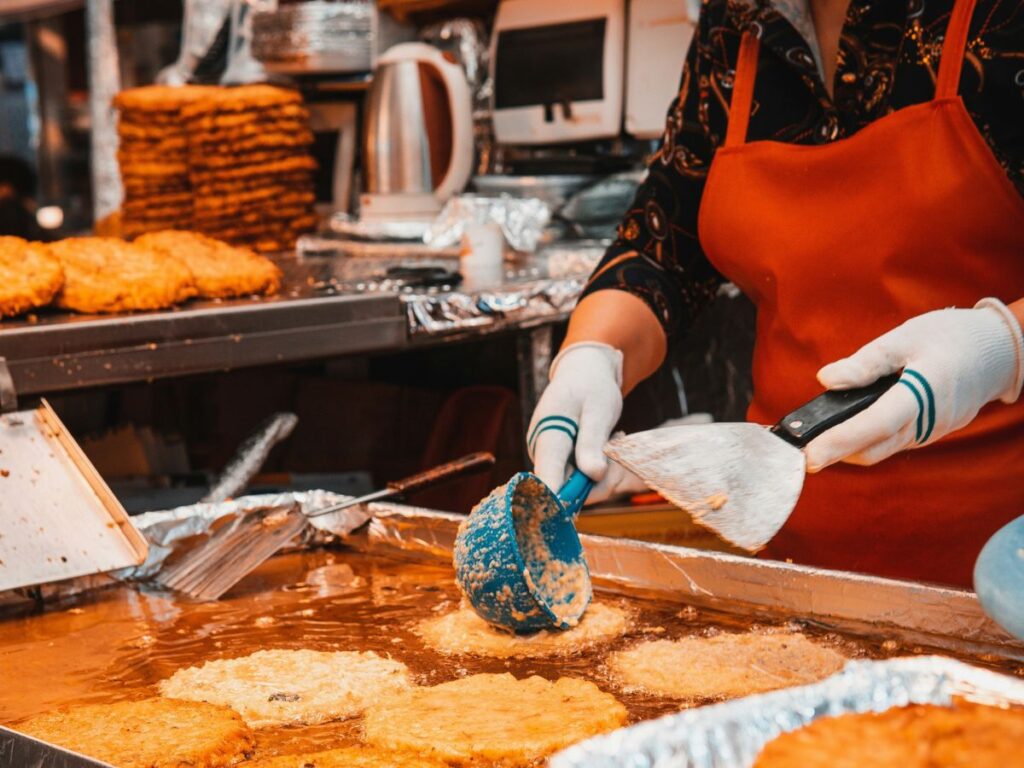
(135, 231, 282, 299)
(47, 237, 196, 313)
(13, 697, 254, 768)
(753, 700, 1024, 767)
(362, 672, 627, 763)
(417, 602, 629, 659)
(608, 630, 846, 700)
(245, 746, 447, 767)
(158, 649, 412, 728)
(0, 236, 63, 317)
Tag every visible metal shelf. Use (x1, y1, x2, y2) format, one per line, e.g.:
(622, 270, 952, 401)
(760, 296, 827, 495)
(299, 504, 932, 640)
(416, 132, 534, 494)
(0, 293, 405, 397)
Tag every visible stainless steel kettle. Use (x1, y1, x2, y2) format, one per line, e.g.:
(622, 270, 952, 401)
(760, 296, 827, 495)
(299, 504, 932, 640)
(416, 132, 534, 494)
(361, 42, 474, 221)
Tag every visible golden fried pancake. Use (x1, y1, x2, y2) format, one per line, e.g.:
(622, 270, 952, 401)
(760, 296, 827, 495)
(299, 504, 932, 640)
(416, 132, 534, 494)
(158, 649, 412, 728)
(608, 631, 845, 700)
(754, 701, 1024, 768)
(418, 602, 629, 659)
(183, 105, 310, 133)
(180, 85, 303, 117)
(135, 231, 282, 299)
(246, 746, 446, 768)
(114, 84, 222, 113)
(188, 155, 317, 183)
(0, 236, 63, 317)
(47, 237, 196, 313)
(13, 697, 254, 768)
(363, 673, 627, 763)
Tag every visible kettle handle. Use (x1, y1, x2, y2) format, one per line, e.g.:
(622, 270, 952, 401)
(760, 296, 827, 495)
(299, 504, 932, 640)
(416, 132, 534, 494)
(430, 51, 474, 202)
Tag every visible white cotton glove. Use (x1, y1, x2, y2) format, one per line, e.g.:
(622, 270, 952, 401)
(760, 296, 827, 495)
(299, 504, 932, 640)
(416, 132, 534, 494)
(528, 342, 623, 492)
(804, 298, 1024, 472)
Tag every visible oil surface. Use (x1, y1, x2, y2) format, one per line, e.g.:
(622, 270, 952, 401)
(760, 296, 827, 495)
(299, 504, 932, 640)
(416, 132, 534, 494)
(0, 548, 1018, 763)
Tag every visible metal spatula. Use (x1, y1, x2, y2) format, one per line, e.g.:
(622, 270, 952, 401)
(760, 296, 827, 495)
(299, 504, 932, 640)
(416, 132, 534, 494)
(156, 452, 495, 600)
(605, 374, 899, 552)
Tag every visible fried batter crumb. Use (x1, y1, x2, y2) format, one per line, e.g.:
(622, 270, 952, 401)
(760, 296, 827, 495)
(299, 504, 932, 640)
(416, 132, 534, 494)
(608, 630, 846, 700)
(363, 673, 627, 764)
(159, 649, 413, 728)
(13, 697, 255, 768)
(135, 231, 281, 298)
(753, 700, 1024, 767)
(417, 602, 629, 659)
(0, 236, 63, 317)
(47, 237, 196, 313)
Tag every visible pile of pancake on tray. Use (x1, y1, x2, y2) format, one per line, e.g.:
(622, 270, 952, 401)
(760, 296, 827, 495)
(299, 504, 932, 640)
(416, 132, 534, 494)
(115, 84, 317, 252)
(0, 232, 281, 318)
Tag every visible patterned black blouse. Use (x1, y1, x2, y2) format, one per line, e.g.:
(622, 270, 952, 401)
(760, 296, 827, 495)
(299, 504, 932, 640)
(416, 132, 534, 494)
(582, 0, 1024, 341)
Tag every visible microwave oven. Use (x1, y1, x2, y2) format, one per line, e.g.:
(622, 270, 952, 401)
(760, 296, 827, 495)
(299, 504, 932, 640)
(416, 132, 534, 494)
(490, 0, 698, 145)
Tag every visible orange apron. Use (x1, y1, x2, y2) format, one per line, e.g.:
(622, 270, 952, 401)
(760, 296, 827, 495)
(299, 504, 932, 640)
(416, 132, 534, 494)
(698, 0, 1024, 587)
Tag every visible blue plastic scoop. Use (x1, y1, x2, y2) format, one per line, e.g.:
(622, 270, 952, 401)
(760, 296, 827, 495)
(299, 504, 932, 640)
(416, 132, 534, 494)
(453, 468, 594, 633)
(973, 514, 1024, 642)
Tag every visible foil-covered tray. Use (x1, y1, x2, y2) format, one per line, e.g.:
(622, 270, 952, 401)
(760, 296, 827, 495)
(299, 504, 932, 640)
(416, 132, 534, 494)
(550, 656, 1024, 768)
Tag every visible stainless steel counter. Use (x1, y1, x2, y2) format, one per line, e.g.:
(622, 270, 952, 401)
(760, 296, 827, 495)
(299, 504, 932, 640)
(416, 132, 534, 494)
(0, 245, 603, 401)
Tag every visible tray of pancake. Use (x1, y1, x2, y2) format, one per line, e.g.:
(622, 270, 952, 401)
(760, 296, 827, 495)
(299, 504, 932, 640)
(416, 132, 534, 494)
(1, 494, 1023, 767)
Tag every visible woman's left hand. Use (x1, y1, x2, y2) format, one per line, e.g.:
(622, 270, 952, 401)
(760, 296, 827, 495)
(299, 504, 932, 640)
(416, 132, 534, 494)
(804, 298, 1024, 472)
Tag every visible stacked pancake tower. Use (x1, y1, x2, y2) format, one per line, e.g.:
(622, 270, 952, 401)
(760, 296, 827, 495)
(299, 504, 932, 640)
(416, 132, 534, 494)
(181, 85, 318, 252)
(113, 85, 218, 239)
(114, 84, 317, 252)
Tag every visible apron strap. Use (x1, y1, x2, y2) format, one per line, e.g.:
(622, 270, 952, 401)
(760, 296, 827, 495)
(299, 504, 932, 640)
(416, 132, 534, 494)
(935, 0, 979, 99)
(724, 31, 761, 148)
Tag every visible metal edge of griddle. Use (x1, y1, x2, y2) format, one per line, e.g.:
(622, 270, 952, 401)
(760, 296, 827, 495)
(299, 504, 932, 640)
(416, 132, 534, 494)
(0, 293, 406, 396)
(0, 725, 114, 768)
(344, 503, 1024, 662)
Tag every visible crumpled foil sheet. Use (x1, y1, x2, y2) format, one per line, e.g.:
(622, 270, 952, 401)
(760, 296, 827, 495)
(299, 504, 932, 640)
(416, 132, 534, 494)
(403, 272, 584, 335)
(252, 0, 373, 72)
(424, 195, 551, 252)
(550, 656, 1024, 768)
(122, 491, 366, 580)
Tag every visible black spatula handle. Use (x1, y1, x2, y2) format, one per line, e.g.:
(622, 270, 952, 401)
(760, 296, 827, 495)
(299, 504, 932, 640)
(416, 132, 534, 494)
(770, 373, 901, 448)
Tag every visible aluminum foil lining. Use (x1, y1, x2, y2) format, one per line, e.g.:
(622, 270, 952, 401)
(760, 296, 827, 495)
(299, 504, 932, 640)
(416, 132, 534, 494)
(121, 491, 366, 579)
(424, 195, 552, 253)
(551, 656, 1024, 768)
(419, 18, 490, 105)
(252, 1, 373, 72)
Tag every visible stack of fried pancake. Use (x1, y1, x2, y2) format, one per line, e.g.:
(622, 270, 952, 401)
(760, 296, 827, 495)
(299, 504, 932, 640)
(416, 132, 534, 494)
(181, 85, 318, 252)
(114, 85, 219, 239)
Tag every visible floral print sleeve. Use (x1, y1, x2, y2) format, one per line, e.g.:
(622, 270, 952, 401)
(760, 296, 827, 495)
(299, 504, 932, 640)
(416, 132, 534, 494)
(579, 6, 727, 341)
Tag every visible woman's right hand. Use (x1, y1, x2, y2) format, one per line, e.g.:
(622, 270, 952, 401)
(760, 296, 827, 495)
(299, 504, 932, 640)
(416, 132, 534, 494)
(527, 342, 623, 492)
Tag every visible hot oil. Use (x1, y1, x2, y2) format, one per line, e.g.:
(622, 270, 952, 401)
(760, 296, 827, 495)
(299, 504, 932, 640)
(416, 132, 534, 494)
(1, 547, 1021, 763)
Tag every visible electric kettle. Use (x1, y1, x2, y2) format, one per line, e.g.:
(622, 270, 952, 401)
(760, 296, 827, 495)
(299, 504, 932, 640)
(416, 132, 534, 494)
(361, 42, 474, 222)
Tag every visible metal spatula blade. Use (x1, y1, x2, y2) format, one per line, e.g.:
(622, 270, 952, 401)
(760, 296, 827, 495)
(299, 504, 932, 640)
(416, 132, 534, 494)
(606, 424, 805, 551)
(606, 374, 901, 552)
(156, 502, 307, 600)
(156, 452, 496, 600)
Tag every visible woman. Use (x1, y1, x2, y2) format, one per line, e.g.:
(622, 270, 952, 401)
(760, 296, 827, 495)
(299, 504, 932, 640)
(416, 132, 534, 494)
(528, 0, 1024, 587)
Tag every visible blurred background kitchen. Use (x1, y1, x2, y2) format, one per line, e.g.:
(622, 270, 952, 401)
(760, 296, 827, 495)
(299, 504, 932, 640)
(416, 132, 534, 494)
(0, 0, 753, 546)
